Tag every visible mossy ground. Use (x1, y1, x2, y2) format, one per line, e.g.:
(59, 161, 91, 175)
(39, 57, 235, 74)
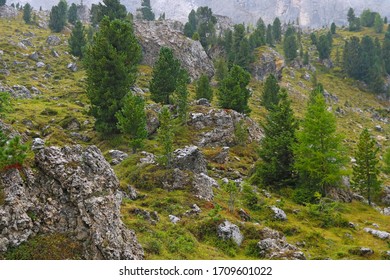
(0, 14, 389, 259)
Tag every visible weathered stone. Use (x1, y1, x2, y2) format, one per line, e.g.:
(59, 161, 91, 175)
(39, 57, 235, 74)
(169, 215, 180, 224)
(108, 150, 129, 166)
(131, 208, 158, 225)
(69, 132, 91, 142)
(139, 151, 156, 165)
(125, 185, 139, 200)
(67, 63, 77, 72)
(173, 146, 207, 174)
(146, 104, 160, 135)
(270, 206, 287, 221)
(11, 85, 32, 99)
(383, 208, 390, 216)
(31, 138, 45, 152)
(217, 220, 243, 246)
(28, 52, 39, 61)
(163, 168, 190, 191)
(36, 62, 45, 68)
(238, 208, 251, 221)
(375, 125, 383, 132)
(184, 204, 202, 216)
(213, 147, 229, 164)
(192, 173, 219, 201)
(349, 247, 374, 256)
(46, 35, 61, 46)
(0, 5, 18, 19)
(252, 46, 285, 81)
(195, 98, 211, 107)
(364, 228, 390, 240)
(0, 69, 10, 76)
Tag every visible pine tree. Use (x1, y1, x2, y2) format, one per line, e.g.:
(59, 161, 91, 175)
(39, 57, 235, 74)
(283, 27, 298, 62)
(0, 0, 6, 6)
(262, 74, 280, 111)
(266, 24, 273, 46)
(330, 22, 336, 34)
(157, 107, 174, 168)
(352, 129, 381, 205)
(196, 74, 213, 101)
(139, 0, 155, 21)
(68, 21, 86, 58)
(294, 92, 346, 198)
(91, 0, 127, 25)
(184, 9, 196, 38)
(272, 17, 282, 42)
(116, 93, 147, 153)
(374, 13, 384, 33)
(214, 57, 228, 83)
(175, 70, 190, 124)
(253, 90, 298, 188)
(384, 147, 390, 174)
(84, 17, 141, 134)
(360, 9, 375, 27)
(23, 3, 32, 24)
(0, 131, 27, 171)
(68, 3, 78, 25)
(149, 47, 181, 105)
(0, 91, 11, 117)
(303, 51, 309, 65)
(217, 64, 251, 114)
(383, 37, 390, 74)
(347, 7, 361, 31)
(49, 0, 68, 32)
(317, 34, 331, 60)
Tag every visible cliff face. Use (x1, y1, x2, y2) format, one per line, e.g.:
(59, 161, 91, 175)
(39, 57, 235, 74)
(0, 145, 144, 260)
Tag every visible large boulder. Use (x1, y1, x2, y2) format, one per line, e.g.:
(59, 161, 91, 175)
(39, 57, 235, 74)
(0, 145, 144, 260)
(252, 46, 285, 81)
(172, 146, 207, 174)
(217, 220, 244, 246)
(0, 5, 17, 19)
(192, 173, 219, 201)
(364, 228, 390, 240)
(133, 20, 214, 80)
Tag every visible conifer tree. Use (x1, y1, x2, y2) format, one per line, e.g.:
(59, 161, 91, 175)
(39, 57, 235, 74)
(218, 65, 251, 114)
(266, 24, 273, 46)
(183, 9, 196, 38)
(214, 58, 228, 83)
(157, 107, 174, 168)
(23, 3, 32, 24)
(303, 51, 309, 65)
(49, 0, 68, 32)
(91, 0, 127, 25)
(84, 17, 141, 134)
(196, 74, 213, 101)
(384, 147, 390, 174)
(139, 0, 155, 21)
(68, 21, 86, 58)
(253, 90, 298, 188)
(317, 34, 331, 60)
(0, 0, 6, 7)
(0, 131, 27, 171)
(0, 91, 11, 117)
(330, 22, 336, 34)
(116, 93, 147, 153)
(68, 3, 78, 25)
(272, 17, 282, 42)
(383, 36, 390, 75)
(262, 74, 280, 111)
(149, 47, 181, 105)
(283, 27, 298, 62)
(294, 91, 346, 198)
(374, 13, 384, 33)
(352, 129, 381, 205)
(175, 70, 190, 124)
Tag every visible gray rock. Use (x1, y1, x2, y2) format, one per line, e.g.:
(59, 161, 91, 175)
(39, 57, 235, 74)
(364, 228, 390, 240)
(192, 173, 219, 201)
(69, 132, 91, 142)
(382, 186, 390, 206)
(195, 98, 211, 107)
(0, 69, 10, 76)
(238, 208, 251, 221)
(36, 62, 45, 68)
(11, 85, 32, 99)
(184, 204, 201, 216)
(21, 39, 33, 47)
(51, 50, 60, 58)
(375, 125, 383, 132)
(0, 5, 18, 19)
(31, 138, 45, 152)
(349, 247, 374, 256)
(46, 35, 61, 46)
(125, 185, 138, 200)
(383, 207, 390, 216)
(270, 206, 287, 221)
(146, 104, 161, 135)
(217, 220, 243, 246)
(252, 46, 285, 81)
(17, 42, 27, 50)
(139, 151, 156, 165)
(173, 146, 207, 174)
(213, 146, 229, 164)
(322, 58, 334, 69)
(169, 215, 181, 224)
(302, 72, 311, 81)
(108, 150, 129, 166)
(28, 52, 39, 61)
(131, 208, 158, 225)
(67, 63, 78, 72)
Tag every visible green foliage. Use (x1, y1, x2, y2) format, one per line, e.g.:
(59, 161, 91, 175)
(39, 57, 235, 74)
(283, 26, 298, 62)
(91, 0, 127, 25)
(234, 119, 248, 146)
(116, 93, 147, 153)
(348, 8, 361, 31)
(330, 22, 336, 34)
(195, 74, 213, 101)
(254, 90, 298, 189)
(68, 21, 86, 58)
(49, 0, 68, 32)
(303, 51, 309, 65)
(310, 33, 317, 45)
(217, 65, 251, 114)
(0, 131, 27, 171)
(68, 3, 78, 25)
(241, 183, 259, 211)
(317, 34, 331, 60)
(150, 47, 182, 105)
(351, 129, 381, 205)
(305, 198, 349, 228)
(293, 92, 346, 197)
(262, 74, 280, 110)
(384, 147, 390, 174)
(183, 9, 196, 37)
(374, 13, 384, 33)
(138, 0, 155, 21)
(157, 107, 174, 168)
(174, 70, 190, 124)
(214, 58, 229, 83)
(383, 36, 390, 75)
(0, 91, 11, 117)
(272, 17, 282, 42)
(266, 24, 273, 46)
(360, 9, 377, 27)
(0, 0, 5, 6)
(84, 17, 141, 134)
(249, 18, 265, 50)
(23, 3, 32, 24)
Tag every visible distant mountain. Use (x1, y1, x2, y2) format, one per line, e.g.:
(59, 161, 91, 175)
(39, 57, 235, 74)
(22, 0, 390, 27)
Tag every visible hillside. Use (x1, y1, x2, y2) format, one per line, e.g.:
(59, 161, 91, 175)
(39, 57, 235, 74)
(0, 8, 389, 261)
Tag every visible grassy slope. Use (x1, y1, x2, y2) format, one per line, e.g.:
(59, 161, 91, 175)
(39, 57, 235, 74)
(0, 14, 389, 260)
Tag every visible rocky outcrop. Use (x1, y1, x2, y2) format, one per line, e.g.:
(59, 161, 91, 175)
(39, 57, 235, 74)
(188, 108, 263, 147)
(364, 228, 390, 240)
(270, 206, 287, 221)
(172, 146, 207, 174)
(133, 20, 214, 80)
(217, 220, 244, 246)
(0, 145, 144, 260)
(0, 5, 17, 19)
(252, 46, 285, 82)
(193, 173, 219, 201)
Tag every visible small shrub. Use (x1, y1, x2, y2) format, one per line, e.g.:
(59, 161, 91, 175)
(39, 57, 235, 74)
(40, 108, 58, 116)
(143, 238, 162, 255)
(306, 199, 349, 228)
(244, 240, 260, 258)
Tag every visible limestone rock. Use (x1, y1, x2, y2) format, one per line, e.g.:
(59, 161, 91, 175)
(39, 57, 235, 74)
(108, 150, 129, 166)
(67, 63, 77, 72)
(125, 185, 139, 200)
(29, 52, 39, 62)
(36, 62, 45, 68)
(364, 228, 390, 240)
(192, 173, 219, 201)
(172, 146, 207, 174)
(383, 208, 390, 216)
(169, 215, 181, 224)
(195, 98, 211, 107)
(11, 85, 32, 99)
(238, 208, 251, 221)
(382, 186, 390, 206)
(213, 147, 229, 164)
(270, 206, 287, 221)
(0, 5, 18, 19)
(349, 247, 374, 256)
(139, 151, 156, 165)
(46, 35, 61, 46)
(252, 46, 285, 81)
(31, 138, 45, 152)
(184, 204, 201, 216)
(133, 20, 214, 80)
(145, 104, 161, 135)
(217, 220, 243, 246)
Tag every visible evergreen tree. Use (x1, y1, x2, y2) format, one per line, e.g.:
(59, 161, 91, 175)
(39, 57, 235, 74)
(235, 37, 252, 70)
(0, 0, 5, 6)
(384, 147, 390, 174)
(374, 13, 384, 33)
(385, 16, 388, 24)
(266, 24, 273, 46)
(253, 90, 298, 189)
(330, 22, 336, 34)
(352, 129, 381, 206)
(116, 93, 147, 153)
(49, 0, 68, 32)
(293, 91, 346, 198)
(310, 32, 317, 46)
(139, 0, 155, 21)
(68, 3, 78, 25)
(249, 17, 266, 50)
(283, 27, 298, 62)
(262, 74, 280, 111)
(0, 132, 27, 171)
(195, 6, 217, 50)
(0, 91, 11, 117)
(23, 3, 32, 24)
(149, 47, 182, 105)
(360, 9, 375, 27)
(84, 17, 141, 134)
(91, 0, 127, 25)
(347, 7, 360, 31)
(272, 17, 282, 42)
(175, 71, 190, 124)
(183, 9, 196, 38)
(317, 34, 331, 60)
(303, 51, 309, 65)
(68, 21, 86, 58)
(157, 107, 174, 168)
(382, 37, 390, 74)
(214, 57, 228, 83)
(218, 65, 251, 114)
(196, 74, 213, 101)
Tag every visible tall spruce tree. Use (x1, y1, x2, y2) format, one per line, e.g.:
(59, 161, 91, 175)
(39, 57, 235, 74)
(0, 0, 6, 6)
(253, 90, 298, 188)
(266, 24, 273, 46)
(283, 26, 298, 62)
(294, 90, 346, 198)
(183, 9, 196, 38)
(23, 3, 32, 24)
(272, 17, 282, 42)
(68, 3, 78, 25)
(374, 13, 384, 33)
(49, 0, 68, 32)
(139, 0, 155, 21)
(384, 147, 390, 174)
(91, 0, 127, 25)
(149, 47, 182, 105)
(330, 22, 336, 34)
(217, 64, 251, 114)
(84, 17, 141, 134)
(116, 93, 148, 153)
(352, 129, 381, 205)
(317, 34, 331, 60)
(175, 70, 190, 124)
(196, 74, 213, 101)
(262, 74, 280, 111)
(157, 107, 174, 168)
(68, 21, 86, 58)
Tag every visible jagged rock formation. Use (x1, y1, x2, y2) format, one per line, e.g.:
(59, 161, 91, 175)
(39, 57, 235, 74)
(0, 145, 144, 260)
(133, 20, 214, 80)
(0, 5, 17, 19)
(252, 47, 285, 82)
